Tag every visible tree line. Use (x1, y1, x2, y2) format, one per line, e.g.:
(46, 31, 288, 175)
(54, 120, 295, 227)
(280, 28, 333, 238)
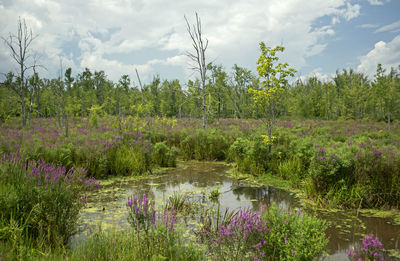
(1, 63, 399, 122)
(1, 18, 399, 128)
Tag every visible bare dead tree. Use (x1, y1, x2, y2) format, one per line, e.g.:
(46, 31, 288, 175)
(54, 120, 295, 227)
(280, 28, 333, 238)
(184, 13, 208, 129)
(2, 17, 37, 127)
(135, 68, 147, 105)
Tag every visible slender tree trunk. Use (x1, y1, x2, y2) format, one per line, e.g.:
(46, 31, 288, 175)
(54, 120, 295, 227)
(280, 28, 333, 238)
(20, 68, 26, 126)
(267, 95, 273, 153)
(36, 85, 40, 113)
(65, 113, 69, 137)
(117, 93, 121, 133)
(325, 84, 329, 120)
(57, 102, 61, 128)
(29, 86, 33, 126)
(185, 13, 208, 129)
(202, 80, 206, 129)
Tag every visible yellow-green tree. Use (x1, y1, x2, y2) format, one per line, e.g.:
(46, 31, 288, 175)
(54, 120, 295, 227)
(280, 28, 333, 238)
(249, 42, 296, 151)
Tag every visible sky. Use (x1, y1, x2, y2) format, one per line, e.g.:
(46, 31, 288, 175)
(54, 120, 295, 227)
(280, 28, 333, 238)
(0, 0, 399, 85)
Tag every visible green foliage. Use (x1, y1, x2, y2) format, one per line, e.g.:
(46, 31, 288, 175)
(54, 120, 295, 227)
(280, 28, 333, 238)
(277, 156, 303, 187)
(153, 142, 179, 167)
(0, 153, 97, 257)
(200, 204, 328, 261)
(208, 188, 220, 201)
(261, 205, 329, 260)
(164, 192, 192, 214)
(2, 59, 399, 124)
(228, 137, 272, 175)
(304, 142, 400, 208)
(249, 42, 297, 154)
(69, 228, 204, 261)
(107, 144, 153, 176)
(180, 130, 230, 161)
(88, 105, 103, 128)
(226, 120, 400, 209)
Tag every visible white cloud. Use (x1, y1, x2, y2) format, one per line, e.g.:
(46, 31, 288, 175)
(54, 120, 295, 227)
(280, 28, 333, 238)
(375, 20, 400, 33)
(368, 0, 384, 5)
(0, 0, 362, 82)
(338, 3, 360, 21)
(359, 23, 380, 29)
(296, 68, 335, 83)
(357, 34, 400, 77)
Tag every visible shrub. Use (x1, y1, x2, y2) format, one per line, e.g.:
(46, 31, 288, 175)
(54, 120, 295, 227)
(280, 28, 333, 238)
(0, 151, 99, 254)
(277, 156, 303, 186)
(123, 193, 204, 260)
(201, 204, 328, 261)
(180, 130, 230, 161)
(106, 144, 153, 176)
(261, 205, 328, 260)
(153, 142, 179, 167)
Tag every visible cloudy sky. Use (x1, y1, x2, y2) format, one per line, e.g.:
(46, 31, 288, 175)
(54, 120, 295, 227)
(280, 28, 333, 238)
(0, 0, 399, 84)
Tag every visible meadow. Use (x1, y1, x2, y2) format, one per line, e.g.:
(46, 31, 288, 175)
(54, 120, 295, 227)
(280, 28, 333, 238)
(0, 116, 398, 260)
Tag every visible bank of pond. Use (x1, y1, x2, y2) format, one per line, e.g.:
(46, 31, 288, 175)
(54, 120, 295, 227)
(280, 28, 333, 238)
(0, 117, 399, 260)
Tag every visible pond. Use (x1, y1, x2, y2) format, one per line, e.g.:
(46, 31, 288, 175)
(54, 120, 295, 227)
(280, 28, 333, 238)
(73, 161, 400, 260)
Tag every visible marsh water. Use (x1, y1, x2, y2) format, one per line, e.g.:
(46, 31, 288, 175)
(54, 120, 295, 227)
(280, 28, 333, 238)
(74, 162, 400, 260)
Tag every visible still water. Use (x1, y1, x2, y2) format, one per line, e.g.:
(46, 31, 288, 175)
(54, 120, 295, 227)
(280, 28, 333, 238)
(74, 161, 400, 260)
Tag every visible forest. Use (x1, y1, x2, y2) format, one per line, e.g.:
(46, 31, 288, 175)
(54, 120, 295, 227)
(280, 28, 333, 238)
(1, 18, 400, 261)
(1, 59, 399, 127)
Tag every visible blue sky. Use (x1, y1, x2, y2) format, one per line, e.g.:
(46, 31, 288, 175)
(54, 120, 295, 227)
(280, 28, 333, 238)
(0, 0, 399, 84)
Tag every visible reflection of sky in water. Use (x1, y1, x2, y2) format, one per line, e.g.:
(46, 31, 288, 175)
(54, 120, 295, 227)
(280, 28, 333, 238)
(72, 162, 400, 260)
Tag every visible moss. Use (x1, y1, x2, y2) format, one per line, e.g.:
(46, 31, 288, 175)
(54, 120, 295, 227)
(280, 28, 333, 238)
(359, 209, 400, 225)
(387, 249, 400, 259)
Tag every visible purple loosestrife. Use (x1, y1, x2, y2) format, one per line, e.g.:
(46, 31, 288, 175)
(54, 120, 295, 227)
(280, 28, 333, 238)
(2, 151, 100, 195)
(206, 209, 269, 249)
(347, 234, 385, 261)
(372, 148, 383, 159)
(162, 207, 176, 232)
(127, 193, 157, 231)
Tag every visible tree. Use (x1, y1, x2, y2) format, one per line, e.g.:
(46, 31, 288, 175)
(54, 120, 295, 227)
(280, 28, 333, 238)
(116, 74, 130, 132)
(207, 63, 229, 119)
(374, 64, 399, 131)
(2, 17, 37, 126)
(160, 79, 184, 117)
(27, 54, 46, 125)
(63, 67, 75, 136)
(0, 73, 19, 122)
(184, 12, 208, 129)
(249, 42, 296, 151)
(229, 64, 254, 118)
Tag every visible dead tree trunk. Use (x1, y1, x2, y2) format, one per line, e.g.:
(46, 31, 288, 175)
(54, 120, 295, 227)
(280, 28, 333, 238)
(2, 18, 37, 127)
(185, 13, 208, 129)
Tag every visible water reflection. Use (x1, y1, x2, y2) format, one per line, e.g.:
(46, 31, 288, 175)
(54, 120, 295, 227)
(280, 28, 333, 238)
(74, 162, 400, 260)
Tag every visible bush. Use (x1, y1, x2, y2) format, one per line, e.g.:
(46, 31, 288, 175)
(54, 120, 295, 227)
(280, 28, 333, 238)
(122, 193, 204, 260)
(262, 205, 328, 260)
(201, 204, 328, 261)
(153, 142, 179, 167)
(106, 144, 153, 176)
(229, 137, 271, 175)
(277, 156, 303, 186)
(0, 151, 99, 255)
(180, 130, 230, 161)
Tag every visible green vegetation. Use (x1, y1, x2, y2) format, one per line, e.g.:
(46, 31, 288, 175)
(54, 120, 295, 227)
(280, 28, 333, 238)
(71, 194, 328, 261)
(0, 151, 99, 259)
(1, 34, 399, 260)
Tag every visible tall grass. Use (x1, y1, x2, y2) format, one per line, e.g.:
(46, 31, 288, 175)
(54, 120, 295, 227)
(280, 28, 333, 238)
(0, 151, 99, 258)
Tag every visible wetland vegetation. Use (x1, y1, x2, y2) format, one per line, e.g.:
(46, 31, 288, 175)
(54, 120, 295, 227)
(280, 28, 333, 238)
(1, 17, 400, 261)
(1, 117, 399, 260)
